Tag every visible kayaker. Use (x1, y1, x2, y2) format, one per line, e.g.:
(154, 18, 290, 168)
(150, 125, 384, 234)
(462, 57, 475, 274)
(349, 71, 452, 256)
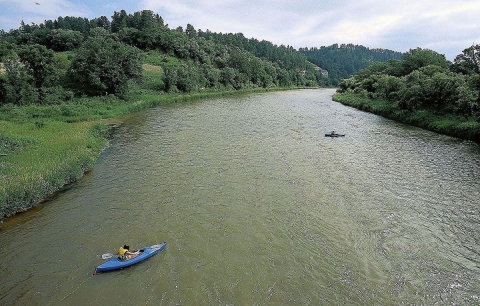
(331, 130, 336, 136)
(119, 244, 140, 260)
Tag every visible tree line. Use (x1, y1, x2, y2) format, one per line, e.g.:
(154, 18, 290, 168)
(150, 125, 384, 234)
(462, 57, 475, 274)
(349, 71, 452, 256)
(336, 47, 480, 121)
(0, 10, 329, 106)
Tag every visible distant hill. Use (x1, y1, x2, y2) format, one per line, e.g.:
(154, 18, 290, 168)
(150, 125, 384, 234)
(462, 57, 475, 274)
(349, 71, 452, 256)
(300, 44, 403, 85)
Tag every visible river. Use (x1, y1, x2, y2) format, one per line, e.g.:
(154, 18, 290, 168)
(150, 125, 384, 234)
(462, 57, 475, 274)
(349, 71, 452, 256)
(1, 89, 479, 305)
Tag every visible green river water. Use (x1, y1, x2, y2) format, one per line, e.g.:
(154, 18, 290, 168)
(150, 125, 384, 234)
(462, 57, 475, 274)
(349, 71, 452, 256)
(1, 89, 479, 305)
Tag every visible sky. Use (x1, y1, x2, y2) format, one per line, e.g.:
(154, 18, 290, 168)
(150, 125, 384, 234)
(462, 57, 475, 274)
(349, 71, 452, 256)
(1, 0, 479, 61)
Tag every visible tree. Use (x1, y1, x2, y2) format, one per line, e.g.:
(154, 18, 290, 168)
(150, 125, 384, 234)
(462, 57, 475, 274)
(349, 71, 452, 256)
(163, 62, 206, 93)
(401, 48, 449, 76)
(1, 53, 38, 105)
(127, 10, 166, 50)
(90, 16, 110, 31)
(111, 10, 128, 33)
(67, 35, 144, 96)
(185, 24, 196, 38)
(220, 67, 237, 89)
(14, 44, 75, 104)
(451, 44, 480, 75)
(374, 75, 401, 101)
(455, 84, 478, 116)
(202, 63, 220, 89)
(49, 29, 83, 51)
(0, 41, 15, 59)
(117, 27, 140, 46)
(16, 44, 57, 89)
(277, 68, 292, 87)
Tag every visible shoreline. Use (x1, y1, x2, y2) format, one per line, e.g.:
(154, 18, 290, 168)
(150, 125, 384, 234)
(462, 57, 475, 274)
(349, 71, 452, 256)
(0, 87, 316, 221)
(333, 92, 480, 144)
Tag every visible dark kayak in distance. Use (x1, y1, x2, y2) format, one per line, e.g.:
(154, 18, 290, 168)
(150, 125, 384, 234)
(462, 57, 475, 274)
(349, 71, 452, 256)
(325, 133, 345, 137)
(95, 242, 166, 274)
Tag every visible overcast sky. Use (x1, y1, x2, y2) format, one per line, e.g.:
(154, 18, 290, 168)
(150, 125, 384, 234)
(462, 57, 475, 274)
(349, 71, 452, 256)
(1, 0, 479, 61)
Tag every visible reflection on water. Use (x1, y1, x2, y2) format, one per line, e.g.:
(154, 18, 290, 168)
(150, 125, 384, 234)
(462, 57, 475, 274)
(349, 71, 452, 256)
(1, 89, 480, 305)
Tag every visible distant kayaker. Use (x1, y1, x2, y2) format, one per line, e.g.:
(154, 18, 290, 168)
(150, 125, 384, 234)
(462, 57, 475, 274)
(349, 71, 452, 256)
(119, 244, 140, 260)
(331, 131, 336, 136)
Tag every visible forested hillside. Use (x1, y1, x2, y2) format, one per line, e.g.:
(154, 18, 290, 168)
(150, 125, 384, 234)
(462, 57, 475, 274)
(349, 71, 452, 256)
(0, 10, 328, 106)
(300, 44, 403, 85)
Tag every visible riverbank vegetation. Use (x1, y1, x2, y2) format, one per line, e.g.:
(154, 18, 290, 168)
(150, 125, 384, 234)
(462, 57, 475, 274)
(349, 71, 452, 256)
(334, 47, 480, 142)
(0, 10, 330, 219)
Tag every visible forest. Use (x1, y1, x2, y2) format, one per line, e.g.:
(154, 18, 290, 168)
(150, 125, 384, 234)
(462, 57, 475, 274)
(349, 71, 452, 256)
(0, 9, 331, 106)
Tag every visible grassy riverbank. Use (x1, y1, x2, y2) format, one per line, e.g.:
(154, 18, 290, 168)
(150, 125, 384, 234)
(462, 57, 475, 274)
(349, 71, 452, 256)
(0, 86, 297, 220)
(333, 91, 480, 143)
(0, 120, 108, 218)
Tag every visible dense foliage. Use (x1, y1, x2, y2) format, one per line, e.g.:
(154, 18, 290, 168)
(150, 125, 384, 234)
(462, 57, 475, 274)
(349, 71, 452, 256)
(300, 44, 403, 85)
(66, 29, 144, 96)
(0, 10, 328, 106)
(336, 47, 480, 121)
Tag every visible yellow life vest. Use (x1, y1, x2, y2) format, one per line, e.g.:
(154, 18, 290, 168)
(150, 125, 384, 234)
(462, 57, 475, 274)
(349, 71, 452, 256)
(119, 247, 129, 260)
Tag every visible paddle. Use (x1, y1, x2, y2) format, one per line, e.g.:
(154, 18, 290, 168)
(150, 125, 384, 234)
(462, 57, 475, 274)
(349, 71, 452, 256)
(102, 253, 115, 260)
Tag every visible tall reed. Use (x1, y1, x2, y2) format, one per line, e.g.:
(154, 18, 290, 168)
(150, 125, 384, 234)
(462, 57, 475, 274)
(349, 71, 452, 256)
(0, 120, 108, 219)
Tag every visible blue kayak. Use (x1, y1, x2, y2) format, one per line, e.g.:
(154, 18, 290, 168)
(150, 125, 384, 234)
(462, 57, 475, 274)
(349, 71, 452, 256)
(95, 242, 166, 273)
(325, 133, 345, 137)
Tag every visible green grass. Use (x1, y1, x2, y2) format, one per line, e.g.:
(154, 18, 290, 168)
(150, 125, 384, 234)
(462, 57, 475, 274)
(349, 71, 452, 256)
(0, 120, 108, 218)
(0, 133, 37, 155)
(144, 50, 182, 67)
(142, 63, 165, 92)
